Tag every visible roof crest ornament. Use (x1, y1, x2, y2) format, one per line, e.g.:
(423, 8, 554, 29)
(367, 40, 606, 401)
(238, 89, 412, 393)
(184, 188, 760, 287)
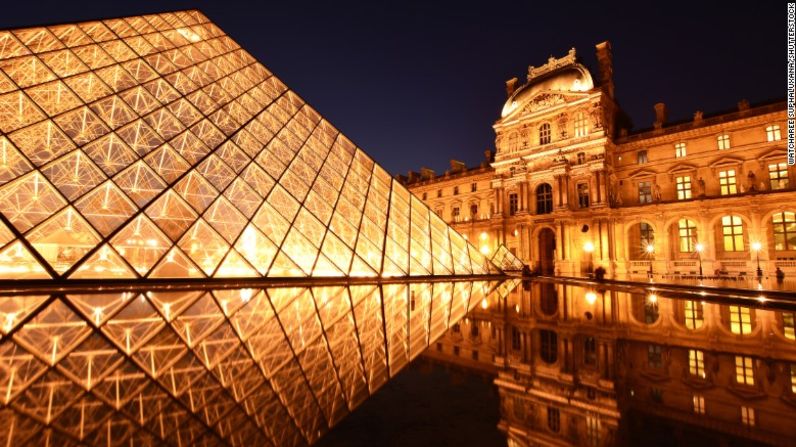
(527, 47, 577, 82)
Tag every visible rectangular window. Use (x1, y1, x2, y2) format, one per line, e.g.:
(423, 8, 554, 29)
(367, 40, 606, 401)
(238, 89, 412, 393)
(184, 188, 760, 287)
(640, 222, 655, 250)
(470, 204, 478, 219)
(767, 124, 782, 142)
(693, 395, 705, 415)
(586, 415, 600, 447)
(675, 142, 687, 158)
(422, 192, 427, 200)
(676, 176, 692, 200)
(741, 406, 756, 427)
(717, 134, 731, 150)
(784, 313, 796, 340)
(637, 150, 648, 164)
(452, 207, 460, 221)
(547, 407, 560, 433)
(584, 337, 597, 366)
(719, 169, 737, 195)
(511, 327, 521, 350)
(577, 183, 590, 208)
(722, 215, 744, 251)
(735, 355, 755, 386)
(437, 189, 442, 198)
(638, 181, 652, 204)
(791, 364, 796, 393)
(689, 349, 706, 378)
(769, 162, 790, 190)
(678, 219, 697, 252)
(509, 193, 518, 215)
(684, 300, 703, 329)
(471, 182, 477, 192)
(574, 112, 588, 137)
(647, 344, 663, 368)
(773, 212, 796, 250)
(729, 306, 752, 334)
(472, 350, 479, 361)
(453, 186, 459, 195)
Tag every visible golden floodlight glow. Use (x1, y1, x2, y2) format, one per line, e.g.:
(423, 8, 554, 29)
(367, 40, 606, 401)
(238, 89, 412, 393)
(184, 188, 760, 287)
(481, 297, 489, 309)
(647, 293, 658, 304)
(585, 291, 597, 304)
(645, 244, 654, 253)
(0, 10, 503, 281)
(583, 241, 594, 253)
(752, 241, 762, 251)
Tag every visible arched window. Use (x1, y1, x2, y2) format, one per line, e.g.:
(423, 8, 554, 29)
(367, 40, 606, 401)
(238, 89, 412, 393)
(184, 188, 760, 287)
(536, 183, 553, 214)
(773, 212, 796, 251)
(721, 215, 745, 252)
(539, 123, 551, 145)
(677, 219, 698, 252)
(632, 293, 659, 324)
(574, 112, 588, 137)
(539, 282, 558, 316)
(639, 223, 655, 251)
(540, 330, 558, 363)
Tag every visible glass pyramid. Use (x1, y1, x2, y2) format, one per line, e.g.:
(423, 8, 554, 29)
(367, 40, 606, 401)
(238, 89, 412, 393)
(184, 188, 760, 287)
(0, 10, 501, 281)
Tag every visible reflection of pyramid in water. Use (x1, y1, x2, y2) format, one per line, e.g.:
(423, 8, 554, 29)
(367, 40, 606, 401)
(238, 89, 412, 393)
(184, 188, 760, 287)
(0, 10, 501, 280)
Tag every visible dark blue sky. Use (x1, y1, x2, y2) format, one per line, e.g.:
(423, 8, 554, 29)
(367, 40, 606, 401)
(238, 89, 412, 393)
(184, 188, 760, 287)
(0, 1, 784, 177)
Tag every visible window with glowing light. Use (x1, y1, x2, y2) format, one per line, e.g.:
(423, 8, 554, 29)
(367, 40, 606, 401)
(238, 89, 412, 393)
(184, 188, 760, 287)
(574, 112, 588, 137)
(586, 415, 600, 446)
(639, 222, 655, 253)
(741, 406, 755, 426)
(773, 212, 796, 250)
(676, 176, 692, 200)
(684, 300, 704, 329)
(539, 123, 551, 145)
(717, 134, 731, 150)
(693, 395, 706, 414)
(452, 207, 460, 221)
(689, 349, 705, 378)
(721, 215, 744, 251)
(719, 169, 737, 195)
(677, 219, 698, 252)
(637, 150, 648, 164)
(729, 306, 752, 334)
(791, 364, 796, 393)
(470, 203, 478, 219)
(783, 312, 796, 340)
(768, 162, 790, 190)
(675, 142, 687, 158)
(536, 183, 553, 214)
(735, 355, 755, 385)
(766, 124, 782, 141)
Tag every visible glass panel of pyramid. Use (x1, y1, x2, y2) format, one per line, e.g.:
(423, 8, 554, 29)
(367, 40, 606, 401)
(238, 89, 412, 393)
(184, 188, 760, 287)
(0, 10, 501, 280)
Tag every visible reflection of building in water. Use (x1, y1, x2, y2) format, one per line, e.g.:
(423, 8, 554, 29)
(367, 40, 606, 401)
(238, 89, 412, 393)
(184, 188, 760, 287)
(401, 44, 793, 279)
(423, 281, 796, 446)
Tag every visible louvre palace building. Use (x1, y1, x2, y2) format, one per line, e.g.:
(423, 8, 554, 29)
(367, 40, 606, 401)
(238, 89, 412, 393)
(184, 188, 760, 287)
(401, 43, 791, 281)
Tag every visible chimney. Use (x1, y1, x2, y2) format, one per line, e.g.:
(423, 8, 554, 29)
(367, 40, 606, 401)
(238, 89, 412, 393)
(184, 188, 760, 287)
(595, 41, 614, 99)
(420, 167, 436, 180)
(449, 159, 466, 173)
(505, 77, 518, 97)
(653, 102, 667, 129)
(693, 110, 703, 124)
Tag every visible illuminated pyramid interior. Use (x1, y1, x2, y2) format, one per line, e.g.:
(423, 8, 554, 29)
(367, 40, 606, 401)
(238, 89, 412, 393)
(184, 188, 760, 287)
(0, 9, 499, 281)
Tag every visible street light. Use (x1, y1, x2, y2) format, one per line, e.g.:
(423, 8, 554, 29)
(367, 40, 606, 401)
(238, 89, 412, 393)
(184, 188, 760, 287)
(646, 243, 654, 278)
(752, 241, 763, 278)
(585, 290, 597, 305)
(695, 243, 704, 279)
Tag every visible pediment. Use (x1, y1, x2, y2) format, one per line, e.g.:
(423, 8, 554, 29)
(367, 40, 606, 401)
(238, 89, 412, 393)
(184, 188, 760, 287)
(708, 156, 744, 169)
(520, 91, 589, 114)
(667, 163, 698, 175)
(757, 148, 787, 161)
(628, 168, 658, 180)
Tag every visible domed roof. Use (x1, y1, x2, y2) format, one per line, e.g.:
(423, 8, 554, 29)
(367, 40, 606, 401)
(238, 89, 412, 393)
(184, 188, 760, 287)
(501, 62, 594, 118)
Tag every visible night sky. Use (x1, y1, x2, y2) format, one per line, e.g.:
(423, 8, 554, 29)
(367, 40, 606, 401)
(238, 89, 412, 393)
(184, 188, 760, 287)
(0, 1, 784, 177)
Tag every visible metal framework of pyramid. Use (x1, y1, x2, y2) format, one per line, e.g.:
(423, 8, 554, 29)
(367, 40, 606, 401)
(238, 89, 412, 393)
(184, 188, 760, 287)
(0, 10, 501, 281)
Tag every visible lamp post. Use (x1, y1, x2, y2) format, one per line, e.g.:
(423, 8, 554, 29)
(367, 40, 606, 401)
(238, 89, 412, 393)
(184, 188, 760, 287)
(752, 241, 763, 278)
(695, 243, 704, 279)
(646, 243, 655, 278)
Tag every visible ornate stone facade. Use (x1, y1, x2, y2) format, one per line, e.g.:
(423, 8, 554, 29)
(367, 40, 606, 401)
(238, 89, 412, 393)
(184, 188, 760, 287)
(402, 42, 793, 279)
